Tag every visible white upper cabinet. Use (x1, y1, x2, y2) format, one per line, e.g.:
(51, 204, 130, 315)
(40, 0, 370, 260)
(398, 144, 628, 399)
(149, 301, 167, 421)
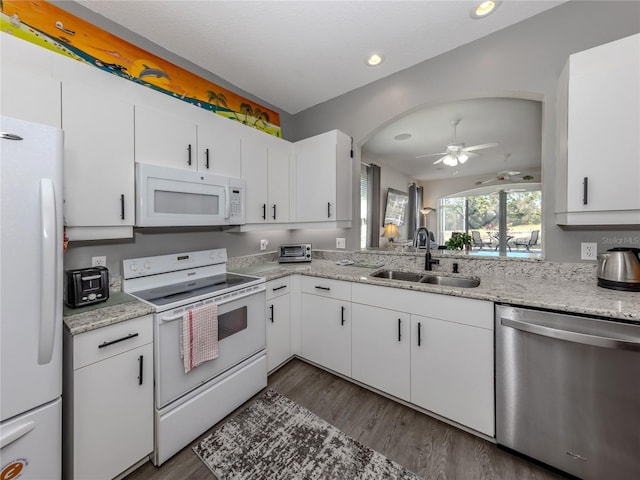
(134, 104, 198, 170)
(293, 130, 352, 224)
(197, 118, 242, 177)
(0, 34, 60, 127)
(62, 83, 135, 240)
(241, 130, 292, 224)
(556, 33, 640, 225)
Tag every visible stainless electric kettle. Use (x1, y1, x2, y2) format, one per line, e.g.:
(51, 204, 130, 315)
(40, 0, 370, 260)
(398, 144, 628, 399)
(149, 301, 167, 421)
(597, 247, 640, 291)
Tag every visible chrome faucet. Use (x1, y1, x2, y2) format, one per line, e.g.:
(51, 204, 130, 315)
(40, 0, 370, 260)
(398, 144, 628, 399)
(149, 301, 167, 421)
(424, 229, 440, 271)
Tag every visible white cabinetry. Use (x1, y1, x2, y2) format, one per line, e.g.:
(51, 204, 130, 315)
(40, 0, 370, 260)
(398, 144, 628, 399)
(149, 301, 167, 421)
(556, 33, 640, 225)
(64, 315, 154, 480)
(351, 283, 494, 436)
(241, 130, 292, 224)
(196, 117, 242, 177)
(351, 304, 410, 401)
(266, 277, 291, 372)
(293, 130, 352, 225)
(0, 33, 60, 128)
(300, 276, 351, 377)
(410, 313, 493, 436)
(134, 104, 198, 170)
(62, 83, 135, 240)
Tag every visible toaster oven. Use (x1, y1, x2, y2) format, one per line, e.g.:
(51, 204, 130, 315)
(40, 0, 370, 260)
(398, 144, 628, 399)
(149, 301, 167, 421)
(278, 244, 312, 263)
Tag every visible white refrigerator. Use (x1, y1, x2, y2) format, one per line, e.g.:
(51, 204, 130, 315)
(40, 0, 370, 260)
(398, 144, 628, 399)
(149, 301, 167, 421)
(0, 116, 63, 479)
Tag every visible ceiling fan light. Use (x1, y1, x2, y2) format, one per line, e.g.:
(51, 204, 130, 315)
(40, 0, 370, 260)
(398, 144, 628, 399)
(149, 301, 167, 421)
(458, 154, 469, 164)
(443, 155, 457, 167)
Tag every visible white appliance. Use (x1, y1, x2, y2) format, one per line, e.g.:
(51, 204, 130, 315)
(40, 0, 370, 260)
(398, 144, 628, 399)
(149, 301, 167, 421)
(122, 249, 266, 466)
(0, 116, 63, 479)
(135, 163, 246, 227)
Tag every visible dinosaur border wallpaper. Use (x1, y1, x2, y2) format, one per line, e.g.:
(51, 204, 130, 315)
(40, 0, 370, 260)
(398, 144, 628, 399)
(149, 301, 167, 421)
(1, 0, 282, 137)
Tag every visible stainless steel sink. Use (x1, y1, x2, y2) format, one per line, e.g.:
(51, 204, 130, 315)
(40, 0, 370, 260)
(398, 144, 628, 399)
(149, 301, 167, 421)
(370, 270, 424, 282)
(370, 270, 480, 288)
(419, 275, 480, 288)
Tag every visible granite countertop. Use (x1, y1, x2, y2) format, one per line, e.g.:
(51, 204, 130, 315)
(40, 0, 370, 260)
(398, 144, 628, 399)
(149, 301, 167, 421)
(233, 260, 640, 323)
(63, 291, 154, 335)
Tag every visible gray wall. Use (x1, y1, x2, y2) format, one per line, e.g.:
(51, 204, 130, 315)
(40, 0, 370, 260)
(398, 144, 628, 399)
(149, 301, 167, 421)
(290, 1, 640, 262)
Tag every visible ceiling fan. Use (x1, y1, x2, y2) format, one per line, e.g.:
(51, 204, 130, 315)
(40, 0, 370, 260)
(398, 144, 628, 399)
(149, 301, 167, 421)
(475, 170, 535, 185)
(416, 119, 498, 167)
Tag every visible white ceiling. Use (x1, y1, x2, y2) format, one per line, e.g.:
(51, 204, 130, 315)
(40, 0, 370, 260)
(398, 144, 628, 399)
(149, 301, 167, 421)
(362, 97, 542, 182)
(76, 0, 565, 115)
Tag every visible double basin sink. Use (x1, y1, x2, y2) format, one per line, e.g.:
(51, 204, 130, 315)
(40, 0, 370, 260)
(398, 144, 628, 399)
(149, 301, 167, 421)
(370, 270, 480, 288)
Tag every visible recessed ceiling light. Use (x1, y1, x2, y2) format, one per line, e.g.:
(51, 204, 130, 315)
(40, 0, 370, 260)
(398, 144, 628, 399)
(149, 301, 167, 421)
(471, 1, 501, 19)
(366, 53, 384, 66)
(394, 133, 412, 141)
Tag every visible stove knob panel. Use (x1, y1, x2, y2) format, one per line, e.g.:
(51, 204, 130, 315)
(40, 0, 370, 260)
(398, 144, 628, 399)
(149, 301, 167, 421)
(130, 264, 138, 272)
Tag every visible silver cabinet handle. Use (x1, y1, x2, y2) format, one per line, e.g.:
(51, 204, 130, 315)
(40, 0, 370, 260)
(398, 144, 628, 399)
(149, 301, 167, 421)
(501, 317, 640, 351)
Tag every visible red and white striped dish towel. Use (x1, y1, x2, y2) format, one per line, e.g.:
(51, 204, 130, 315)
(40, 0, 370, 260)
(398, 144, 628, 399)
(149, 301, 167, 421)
(180, 303, 219, 373)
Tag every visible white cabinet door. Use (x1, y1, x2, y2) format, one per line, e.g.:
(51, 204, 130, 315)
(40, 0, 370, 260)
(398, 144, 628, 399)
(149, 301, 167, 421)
(241, 134, 269, 223)
(134, 104, 197, 170)
(1, 65, 60, 128)
(293, 131, 337, 222)
(351, 303, 410, 401)
(410, 315, 494, 436)
(197, 120, 241, 177)
(557, 33, 640, 225)
(567, 34, 640, 212)
(301, 293, 351, 377)
(73, 342, 153, 480)
(266, 293, 291, 372)
(293, 129, 352, 223)
(62, 83, 135, 238)
(267, 137, 292, 223)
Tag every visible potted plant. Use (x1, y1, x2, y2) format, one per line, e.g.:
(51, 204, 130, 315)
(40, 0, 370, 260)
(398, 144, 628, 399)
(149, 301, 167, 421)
(446, 232, 472, 251)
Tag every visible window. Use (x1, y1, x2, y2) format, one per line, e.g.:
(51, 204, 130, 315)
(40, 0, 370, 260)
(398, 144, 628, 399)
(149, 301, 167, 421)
(439, 186, 542, 255)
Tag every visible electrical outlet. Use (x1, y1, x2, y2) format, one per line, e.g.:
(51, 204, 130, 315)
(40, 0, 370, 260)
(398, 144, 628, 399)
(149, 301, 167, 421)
(581, 242, 597, 261)
(336, 238, 346, 249)
(92, 256, 106, 267)
(260, 239, 268, 251)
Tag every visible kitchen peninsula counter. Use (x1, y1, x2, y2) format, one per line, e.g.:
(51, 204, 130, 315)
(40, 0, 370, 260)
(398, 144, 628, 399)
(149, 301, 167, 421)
(232, 258, 640, 323)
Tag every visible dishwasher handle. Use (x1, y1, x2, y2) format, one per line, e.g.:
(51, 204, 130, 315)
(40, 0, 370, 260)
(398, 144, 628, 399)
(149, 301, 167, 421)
(501, 317, 640, 351)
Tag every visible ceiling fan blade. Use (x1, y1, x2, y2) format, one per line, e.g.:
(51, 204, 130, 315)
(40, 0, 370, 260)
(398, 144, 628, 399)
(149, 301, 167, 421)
(465, 151, 480, 158)
(433, 155, 448, 165)
(416, 151, 447, 159)
(463, 142, 499, 152)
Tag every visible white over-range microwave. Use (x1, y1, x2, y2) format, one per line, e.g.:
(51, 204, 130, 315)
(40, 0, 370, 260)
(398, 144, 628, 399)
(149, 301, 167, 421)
(135, 163, 245, 227)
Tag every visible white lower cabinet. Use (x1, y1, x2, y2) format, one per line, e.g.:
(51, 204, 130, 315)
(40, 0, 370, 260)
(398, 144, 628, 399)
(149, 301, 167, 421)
(351, 304, 410, 401)
(410, 314, 494, 436)
(300, 277, 351, 377)
(351, 282, 494, 437)
(64, 315, 154, 480)
(266, 278, 291, 372)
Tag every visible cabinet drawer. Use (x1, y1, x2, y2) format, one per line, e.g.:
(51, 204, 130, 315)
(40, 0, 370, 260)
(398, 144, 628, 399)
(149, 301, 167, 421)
(73, 315, 153, 370)
(266, 277, 290, 300)
(301, 276, 351, 301)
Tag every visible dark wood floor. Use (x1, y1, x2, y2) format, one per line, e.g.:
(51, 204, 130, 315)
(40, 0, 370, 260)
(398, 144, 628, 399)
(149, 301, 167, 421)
(125, 359, 566, 480)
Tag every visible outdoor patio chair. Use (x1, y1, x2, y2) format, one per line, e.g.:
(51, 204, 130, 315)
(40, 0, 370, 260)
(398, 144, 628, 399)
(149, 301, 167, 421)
(515, 230, 539, 251)
(471, 230, 492, 250)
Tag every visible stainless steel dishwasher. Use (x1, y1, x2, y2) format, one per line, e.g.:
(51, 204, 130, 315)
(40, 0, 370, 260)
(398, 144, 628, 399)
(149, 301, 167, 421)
(495, 305, 640, 480)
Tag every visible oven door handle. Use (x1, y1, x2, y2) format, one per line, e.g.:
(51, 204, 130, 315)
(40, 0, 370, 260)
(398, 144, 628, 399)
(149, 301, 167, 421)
(160, 312, 185, 323)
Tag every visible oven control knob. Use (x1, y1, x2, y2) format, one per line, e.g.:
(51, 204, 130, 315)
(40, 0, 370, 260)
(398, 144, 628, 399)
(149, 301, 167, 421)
(144, 262, 151, 269)
(130, 264, 138, 272)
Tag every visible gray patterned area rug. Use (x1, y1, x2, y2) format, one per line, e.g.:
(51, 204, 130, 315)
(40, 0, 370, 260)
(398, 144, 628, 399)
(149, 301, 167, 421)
(193, 389, 423, 480)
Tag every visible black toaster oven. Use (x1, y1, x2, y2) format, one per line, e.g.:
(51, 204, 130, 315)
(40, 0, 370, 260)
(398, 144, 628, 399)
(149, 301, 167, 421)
(64, 266, 110, 308)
